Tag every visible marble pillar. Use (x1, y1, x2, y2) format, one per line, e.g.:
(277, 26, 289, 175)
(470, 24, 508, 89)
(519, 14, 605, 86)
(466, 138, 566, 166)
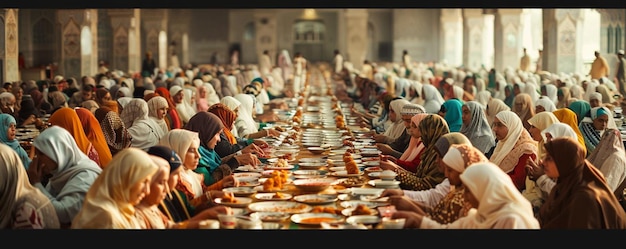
(494, 9, 524, 73)
(109, 9, 141, 74)
(344, 9, 368, 70)
(57, 9, 98, 79)
(463, 9, 486, 72)
(542, 9, 585, 74)
(254, 11, 278, 65)
(598, 9, 626, 80)
(440, 9, 463, 67)
(142, 9, 169, 70)
(1, 9, 19, 82)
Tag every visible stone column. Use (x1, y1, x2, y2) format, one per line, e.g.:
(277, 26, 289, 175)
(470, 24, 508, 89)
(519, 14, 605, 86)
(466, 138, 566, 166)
(1, 9, 19, 82)
(493, 9, 524, 72)
(142, 9, 169, 70)
(542, 9, 585, 75)
(440, 9, 463, 67)
(254, 11, 278, 65)
(598, 9, 626, 80)
(463, 9, 486, 72)
(57, 9, 99, 79)
(109, 9, 141, 74)
(344, 9, 368, 70)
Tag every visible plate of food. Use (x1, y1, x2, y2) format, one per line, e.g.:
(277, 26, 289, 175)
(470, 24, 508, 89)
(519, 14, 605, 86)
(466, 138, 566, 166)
(214, 194, 253, 208)
(235, 165, 263, 172)
(368, 179, 401, 188)
(329, 170, 364, 178)
(328, 166, 346, 172)
(345, 215, 381, 225)
(341, 204, 379, 216)
(233, 172, 262, 178)
(264, 158, 295, 170)
(332, 177, 367, 188)
(222, 187, 257, 197)
(290, 213, 345, 226)
(254, 192, 292, 201)
(249, 212, 291, 222)
(362, 161, 380, 167)
(364, 166, 383, 173)
(292, 178, 337, 192)
(292, 170, 326, 179)
(339, 200, 379, 209)
(293, 194, 338, 205)
(247, 201, 312, 214)
(297, 162, 328, 169)
(299, 158, 327, 163)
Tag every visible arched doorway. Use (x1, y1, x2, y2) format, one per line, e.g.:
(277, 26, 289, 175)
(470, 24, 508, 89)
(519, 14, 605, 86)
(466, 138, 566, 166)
(293, 20, 325, 62)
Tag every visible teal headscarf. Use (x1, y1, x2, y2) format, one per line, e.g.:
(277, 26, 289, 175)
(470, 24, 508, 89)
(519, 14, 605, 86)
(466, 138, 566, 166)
(0, 114, 31, 169)
(441, 99, 464, 132)
(568, 100, 591, 124)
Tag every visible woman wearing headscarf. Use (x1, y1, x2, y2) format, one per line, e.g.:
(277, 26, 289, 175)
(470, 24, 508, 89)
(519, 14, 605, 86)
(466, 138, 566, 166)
(523, 83, 541, 104)
(538, 137, 626, 229)
(383, 113, 429, 173)
(184, 112, 252, 185)
(586, 128, 626, 194)
(94, 106, 132, 156)
(220, 96, 242, 138)
(233, 93, 280, 139)
(80, 100, 99, 114)
(460, 101, 495, 154)
(116, 86, 132, 100)
(523, 111, 560, 213)
(75, 107, 113, 168)
(567, 100, 591, 124)
(579, 106, 612, 155)
(94, 88, 112, 107)
(381, 114, 449, 191)
(183, 88, 198, 114)
(439, 98, 464, 133)
(193, 84, 209, 112)
(154, 87, 182, 130)
(120, 98, 165, 151)
(0, 143, 60, 229)
(421, 83, 445, 114)
(0, 114, 31, 168)
(393, 161, 540, 229)
(534, 96, 556, 114)
(48, 107, 102, 167)
(146, 96, 170, 135)
(209, 78, 224, 99)
(158, 129, 237, 216)
(512, 93, 535, 131)
(375, 99, 411, 143)
(27, 126, 102, 228)
(589, 92, 603, 108)
(277, 49, 293, 83)
(208, 103, 266, 159)
(541, 84, 558, 105)
(485, 98, 511, 125)
(71, 148, 158, 229)
(490, 111, 538, 191)
(503, 84, 516, 108)
(168, 85, 194, 125)
(556, 86, 572, 109)
(474, 90, 492, 108)
(596, 84, 614, 105)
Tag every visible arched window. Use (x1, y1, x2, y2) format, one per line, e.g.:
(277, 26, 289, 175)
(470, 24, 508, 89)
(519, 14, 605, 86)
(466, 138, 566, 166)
(32, 18, 54, 67)
(608, 25, 613, 54)
(244, 22, 255, 41)
(616, 25, 622, 52)
(293, 20, 325, 43)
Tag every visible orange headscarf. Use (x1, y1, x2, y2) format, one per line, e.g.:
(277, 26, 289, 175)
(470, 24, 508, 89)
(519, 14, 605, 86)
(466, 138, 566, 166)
(75, 107, 113, 167)
(552, 108, 588, 155)
(101, 100, 119, 114)
(48, 107, 99, 164)
(207, 103, 238, 144)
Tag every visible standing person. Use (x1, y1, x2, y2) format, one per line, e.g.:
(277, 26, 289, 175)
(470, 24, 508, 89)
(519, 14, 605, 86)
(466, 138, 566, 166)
(293, 52, 308, 93)
(142, 52, 157, 78)
(277, 50, 293, 83)
(520, 48, 531, 72)
(535, 49, 543, 73)
(589, 51, 610, 80)
(333, 49, 344, 74)
(402, 50, 412, 69)
(259, 50, 272, 75)
(616, 50, 626, 97)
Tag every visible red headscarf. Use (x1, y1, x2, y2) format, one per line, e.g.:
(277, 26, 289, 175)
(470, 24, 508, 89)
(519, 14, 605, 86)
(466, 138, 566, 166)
(155, 87, 182, 129)
(208, 103, 237, 144)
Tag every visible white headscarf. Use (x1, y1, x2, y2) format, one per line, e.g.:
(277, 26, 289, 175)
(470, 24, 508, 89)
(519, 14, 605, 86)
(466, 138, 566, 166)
(542, 122, 578, 143)
(422, 84, 445, 114)
(71, 148, 158, 229)
(459, 162, 539, 228)
(489, 111, 536, 173)
(535, 96, 556, 113)
(233, 93, 259, 138)
(384, 99, 411, 140)
(584, 80, 600, 101)
(32, 126, 102, 224)
(159, 129, 204, 198)
(121, 99, 165, 150)
(169, 85, 194, 124)
(523, 83, 541, 103)
(147, 96, 170, 135)
(203, 83, 221, 106)
(474, 90, 492, 108)
(543, 84, 558, 105)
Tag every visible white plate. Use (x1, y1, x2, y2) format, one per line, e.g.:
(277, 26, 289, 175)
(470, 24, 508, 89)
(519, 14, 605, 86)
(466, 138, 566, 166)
(362, 161, 380, 167)
(292, 178, 337, 192)
(213, 197, 253, 208)
(349, 188, 384, 196)
(340, 200, 379, 209)
(368, 179, 401, 188)
(346, 215, 381, 225)
(330, 170, 364, 177)
(291, 213, 344, 226)
(293, 170, 325, 176)
(364, 167, 382, 173)
(235, 166, 263, 172)
(264, 165, 295, 170)
(341, 206, 380, 216)
(247, 201, 312, 214)
(328, 166, 346, 172)
(293, 194, 338, 205)
(299, 158, 327, 163)
(298, 162, 328, 169)
(254, 192, 293, 201)
(249, 212, 291, 222)
(233, 172, 262, 178)
(368, 172, 381, 179)
(253, 185, 290, 193)
(222, 187, 257, 197)
(328, 154, 362, 160)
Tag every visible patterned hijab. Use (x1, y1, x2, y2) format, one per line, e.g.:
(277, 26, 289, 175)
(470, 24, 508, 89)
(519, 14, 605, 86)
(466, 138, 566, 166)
(460, 101, 495, 154)
(0, 143, 60, 229)
(418, 114, 450, 180)
(71, 148, 158, 229)
(121, 98, 164, 151)
(539, 137, 626, 229)
(208, 103, 238, 144)
(489, 111, 537, 173)
(94, 106, 132, 155)
(75, 107, 113, 167)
